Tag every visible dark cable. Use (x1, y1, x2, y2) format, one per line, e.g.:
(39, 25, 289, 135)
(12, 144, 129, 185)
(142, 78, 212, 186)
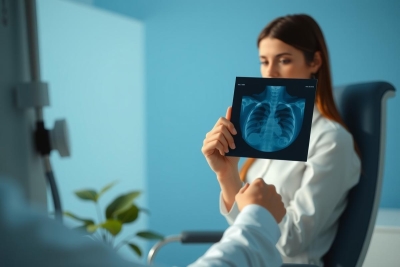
(46, 170, 63, 222)
(44, 156, 63, 223)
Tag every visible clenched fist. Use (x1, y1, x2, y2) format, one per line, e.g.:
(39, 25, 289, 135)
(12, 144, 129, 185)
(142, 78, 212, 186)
(235, 178, 286, 223)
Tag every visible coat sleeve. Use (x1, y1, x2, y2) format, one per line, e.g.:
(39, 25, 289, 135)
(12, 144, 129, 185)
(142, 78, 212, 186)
(189, 204, 282, 267)
(0, 178, 138, 267)
(276, 128, 361, 257)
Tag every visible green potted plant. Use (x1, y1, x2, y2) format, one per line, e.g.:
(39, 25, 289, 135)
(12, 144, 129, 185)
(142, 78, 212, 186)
(64, 181, 163, 257)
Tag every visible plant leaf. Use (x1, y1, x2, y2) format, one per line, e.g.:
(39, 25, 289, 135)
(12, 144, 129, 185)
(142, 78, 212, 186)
(136, 231, 164, 240)
(139, 208, 151, 215)
(74, 190, 98, 202)
(97, 181, 118, 201)
(100, 220, 122, 236)
(128, 243, 142, 257)
(63, 211, 95, 225)
(73, 225, 92, 233)
(105, 191, 141, 219)
(87, 224, 100, 233)
(116, 205, 139, 223)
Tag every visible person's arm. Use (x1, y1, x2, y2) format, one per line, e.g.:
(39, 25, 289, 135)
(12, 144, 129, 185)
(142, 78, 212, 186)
(218, 169, 242, 214)
(277, 127, 361, 257)
(189, 205, 282, 267)
(219, 191, 241, 225)
(0, 178, 139, 267)
(201, 107, 242, 213)
(191, 180, 285, 267)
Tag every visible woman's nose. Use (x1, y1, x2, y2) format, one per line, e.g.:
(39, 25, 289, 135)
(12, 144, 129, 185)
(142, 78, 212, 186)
(263, 64, 279, 78)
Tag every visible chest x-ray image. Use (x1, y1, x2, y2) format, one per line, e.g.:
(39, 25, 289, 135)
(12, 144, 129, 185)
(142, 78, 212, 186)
(226, 77, 317, 161)
(241, 86, 305, 152)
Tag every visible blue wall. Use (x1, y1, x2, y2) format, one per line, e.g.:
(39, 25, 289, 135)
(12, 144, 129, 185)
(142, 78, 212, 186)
(38, 0, 147, 263)
(66, 0, 400, 266)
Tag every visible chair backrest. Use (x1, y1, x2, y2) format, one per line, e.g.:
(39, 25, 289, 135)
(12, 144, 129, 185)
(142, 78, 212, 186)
(323, 81, 396, 267)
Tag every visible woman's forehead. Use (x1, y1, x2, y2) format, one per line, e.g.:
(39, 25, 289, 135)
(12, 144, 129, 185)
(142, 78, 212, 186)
(259, 38, 301, 56)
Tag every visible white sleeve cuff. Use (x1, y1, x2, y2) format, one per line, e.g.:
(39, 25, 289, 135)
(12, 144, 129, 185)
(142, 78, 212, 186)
(235, 204, 281, 244)
(219, 191, 240, 225)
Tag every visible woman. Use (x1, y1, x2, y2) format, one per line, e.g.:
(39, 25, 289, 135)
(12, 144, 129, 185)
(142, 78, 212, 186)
(201, 14, 361, 266)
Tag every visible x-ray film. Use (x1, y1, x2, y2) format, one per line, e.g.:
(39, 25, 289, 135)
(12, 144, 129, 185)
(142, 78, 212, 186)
(226, 77, 317, 161)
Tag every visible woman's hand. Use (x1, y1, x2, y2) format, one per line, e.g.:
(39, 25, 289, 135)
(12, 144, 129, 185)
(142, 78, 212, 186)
(201, 107, 240, 180)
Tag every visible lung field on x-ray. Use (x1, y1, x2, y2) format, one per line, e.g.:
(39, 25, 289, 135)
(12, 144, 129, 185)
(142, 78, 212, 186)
(240, 86, 305, 152)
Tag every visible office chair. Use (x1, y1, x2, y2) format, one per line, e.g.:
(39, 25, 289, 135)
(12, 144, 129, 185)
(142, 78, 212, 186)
(147, 81, 396, 267)
(323, 81, 395, 267)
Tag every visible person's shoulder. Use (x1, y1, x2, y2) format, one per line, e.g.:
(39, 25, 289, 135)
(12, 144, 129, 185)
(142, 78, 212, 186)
(312, 110, 353, 144)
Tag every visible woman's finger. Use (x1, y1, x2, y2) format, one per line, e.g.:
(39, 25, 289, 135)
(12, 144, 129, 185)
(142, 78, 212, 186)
(225, 107, 237, 135)
(202, 139, 226, 157)
(205, 132, 230, 153)
(238, 183, 250, 194)
(213, 116, 237, 136)
(226, 106, 232, 121)
(207, 125, 236, 150)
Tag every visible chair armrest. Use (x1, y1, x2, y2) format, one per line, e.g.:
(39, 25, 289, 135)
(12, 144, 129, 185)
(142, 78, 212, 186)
(181, 231, 224, 243)
(282, 264, 319, 267)
(148, 231, 320, 266)
(147, 231, 224, 265)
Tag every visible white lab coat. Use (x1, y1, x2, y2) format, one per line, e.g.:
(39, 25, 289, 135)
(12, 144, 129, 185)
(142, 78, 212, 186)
(0, 178, 282, 267)
(189, 204, 282, 267)
(220, 106, 361, 266)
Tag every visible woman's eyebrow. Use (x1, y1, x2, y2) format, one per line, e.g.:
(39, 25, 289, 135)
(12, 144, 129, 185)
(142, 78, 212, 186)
(275, 52, 292, 57)
(259, 52, 292, 59)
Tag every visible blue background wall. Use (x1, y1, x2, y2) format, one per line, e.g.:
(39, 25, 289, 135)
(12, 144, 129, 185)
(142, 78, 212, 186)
(46, 0, 400, 266)
(37, 0, 147, 263)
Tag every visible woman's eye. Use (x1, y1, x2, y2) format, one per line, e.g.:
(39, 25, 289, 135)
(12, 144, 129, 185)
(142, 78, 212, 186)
(280, 59, 291, 64)
(260, 61, 268, 66)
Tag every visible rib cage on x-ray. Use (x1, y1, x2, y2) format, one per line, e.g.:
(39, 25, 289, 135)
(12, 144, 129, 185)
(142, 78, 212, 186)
(240, 86, 305, 152)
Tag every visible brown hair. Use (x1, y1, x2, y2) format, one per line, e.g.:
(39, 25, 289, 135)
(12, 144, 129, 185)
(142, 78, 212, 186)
(240, 14, 359, 182)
